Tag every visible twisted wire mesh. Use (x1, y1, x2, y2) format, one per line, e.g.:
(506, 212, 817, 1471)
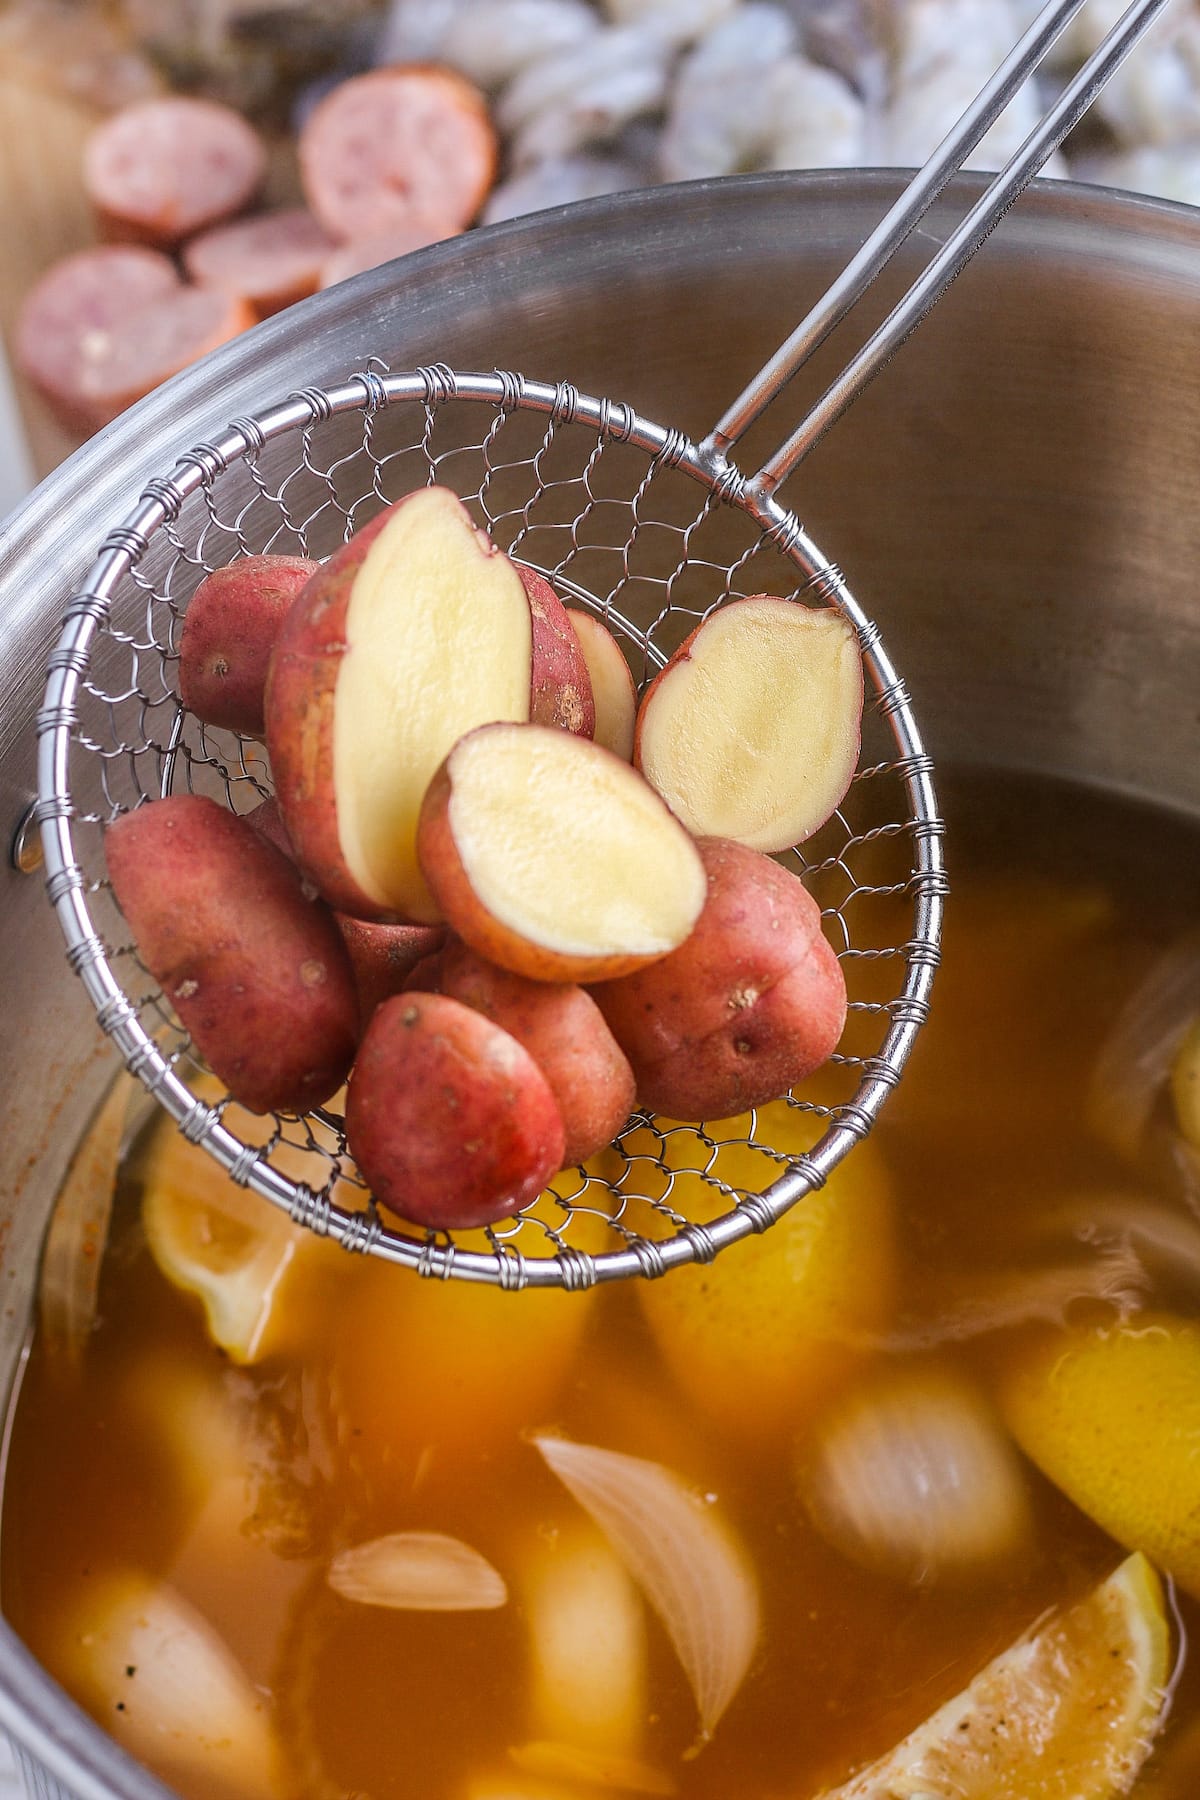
(36, 365, 945, 1290)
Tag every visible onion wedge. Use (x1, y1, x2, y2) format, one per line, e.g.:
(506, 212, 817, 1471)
(532, 1435, 759, 1743)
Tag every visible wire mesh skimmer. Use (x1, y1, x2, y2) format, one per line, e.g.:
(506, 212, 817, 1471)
(36, 0, 1164, 1290)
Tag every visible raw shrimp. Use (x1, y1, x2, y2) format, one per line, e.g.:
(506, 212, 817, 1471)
(600, 0, 739, 47)
(659, 5, 864, 181)
(1064, 0, 1200, 145)
(482, 154, 645, 223)
(1079, 142, 1200, 205)
(442, 0, 600, 93)
(497, 25, 672, 167)
(883, 0, 1066, 173)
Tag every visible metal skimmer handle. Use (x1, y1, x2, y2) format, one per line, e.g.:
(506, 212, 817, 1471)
(701, 0, 1175, 494)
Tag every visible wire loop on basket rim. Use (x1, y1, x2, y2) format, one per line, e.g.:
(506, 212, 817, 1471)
(36, 365, 945, 1292)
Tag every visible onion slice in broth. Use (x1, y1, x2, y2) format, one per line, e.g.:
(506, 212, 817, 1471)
(327, 1531, 508, 1611)
(532, 1435, 759, 1744)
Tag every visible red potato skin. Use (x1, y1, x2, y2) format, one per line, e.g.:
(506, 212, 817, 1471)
(178, 555, 318, 735)
(591, 838, 847, 1119)
(435, 939, 636, 1164)
(105, 794, 358, 1114)
(246, 798, 442, 1019)
(263, 505, 399, 922)
(336, 916, 447, 1028)
(416, 749, 676, 985)
(518, 567, 596, 738)
(345, 993, 566, 1230)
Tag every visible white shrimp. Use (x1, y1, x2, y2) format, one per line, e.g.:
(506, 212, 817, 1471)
(599, 0, 739, 48)
(441, 0, 601, 93)
(1063, 0, 1200, 145)
(481, 153, 647, 223)
(1077, 143, 1200, 207)
(883, 0, 1066, 174)
(497, 25, 673, 168)
(662, 4, 863, 182)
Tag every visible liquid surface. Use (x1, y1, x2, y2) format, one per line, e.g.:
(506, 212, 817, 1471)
(4, 773, 1200, 1800)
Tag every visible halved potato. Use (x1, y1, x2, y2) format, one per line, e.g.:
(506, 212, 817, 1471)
(417, 722, 707, 984)
(635, 595, 863, 851)
(265, 487, 534, 923)
(568, 609, 637, 761)
(520, 566, 595, 738)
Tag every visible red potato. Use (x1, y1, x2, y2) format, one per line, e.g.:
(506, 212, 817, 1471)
(519, 567, 596, 737)
(178, 555, 318, 735)
(245, 796, 295, 860)
(105, 795, 358, 1115)
(345, 993, 565, 1229)
(436, 939, 636, 1164)
(568, 609, 638, 761)
(246, 800, 443, 1019)
(635, 595, 864, 852)
(416, 721, 708, 983)
(183, 207, 337, 319)
(591, 838, 847, 1119)
(299, 67, 497, 241)
(265, 486, 536, 924)
(84, 98, 267, 246)
(318, 221, 459, 290)
(336, 916, 447, 1028)
(402, 947, 447, 993)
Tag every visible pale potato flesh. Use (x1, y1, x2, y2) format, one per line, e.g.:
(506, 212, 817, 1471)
(638, 598, 862, 852)
(569, 610, 637, 761)
(448, 728, 706, 958)
(334, 490, 532, 921)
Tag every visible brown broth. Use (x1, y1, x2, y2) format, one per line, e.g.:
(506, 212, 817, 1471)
(4, 772, 1200, 1800)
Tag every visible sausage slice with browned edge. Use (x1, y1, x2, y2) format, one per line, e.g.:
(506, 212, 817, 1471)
(318, 220, 457, 290)
(184, 207, 338, 319)
(84, 97, 267, 246)
(16, 248, 253, 431)
(299, 67, 497, 241)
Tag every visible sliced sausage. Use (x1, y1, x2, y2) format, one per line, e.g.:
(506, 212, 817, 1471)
(299, 67, 498, 241)
(184, 207, 337, 318)
(16, 248, 253, 431)
(318, 219, 457, 289)
(79, 288, 254, 426)
(84, 97, 267, 246)
(16, 246, 181, 430)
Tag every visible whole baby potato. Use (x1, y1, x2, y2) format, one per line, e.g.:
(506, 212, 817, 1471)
(436, 939, 636, 1165)
(345, 992, 566, 1229)
(592, 837, 847, 1118)
(178, 554, 317, 735)
(105, 794, 358, 1113)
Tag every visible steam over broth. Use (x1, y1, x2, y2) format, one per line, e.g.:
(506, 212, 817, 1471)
(3, 773, 1200, 1800)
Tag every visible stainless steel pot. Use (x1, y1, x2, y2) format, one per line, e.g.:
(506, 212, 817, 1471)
(1, 170, 1198, 1800)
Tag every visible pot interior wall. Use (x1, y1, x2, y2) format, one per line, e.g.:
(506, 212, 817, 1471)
(0, 168, 1198, 1797)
